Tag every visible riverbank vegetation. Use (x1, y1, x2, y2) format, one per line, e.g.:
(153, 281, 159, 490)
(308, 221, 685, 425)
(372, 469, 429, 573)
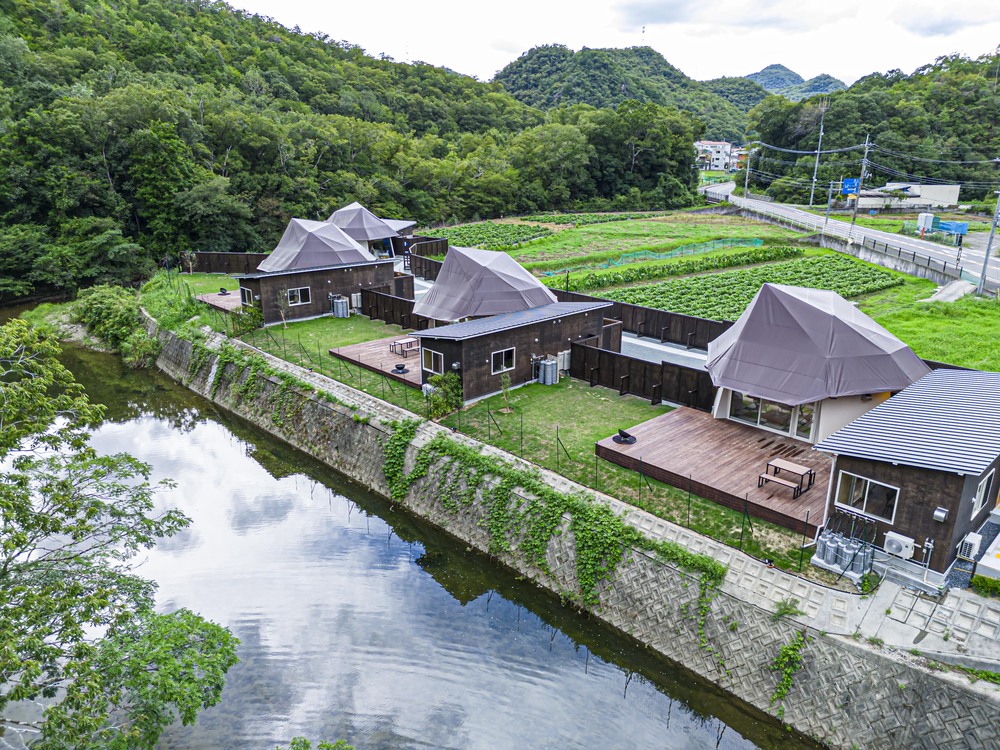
(0, 319, 238, 747)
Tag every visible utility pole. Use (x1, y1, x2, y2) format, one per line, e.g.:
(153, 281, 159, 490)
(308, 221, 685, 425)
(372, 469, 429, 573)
(743, 146, 753, 201)
(849, 133, 871, 238)
(823, 180, 835, 235)
(976, 188, 1000, 295)
(808, 99, 828, 208)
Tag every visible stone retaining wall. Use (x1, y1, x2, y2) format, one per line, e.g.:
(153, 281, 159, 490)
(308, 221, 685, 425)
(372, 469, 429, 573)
(152, 323, 1000, 750)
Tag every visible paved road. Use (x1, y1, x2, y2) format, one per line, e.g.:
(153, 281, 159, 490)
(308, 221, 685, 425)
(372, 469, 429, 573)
(707, 182, 1000, 289)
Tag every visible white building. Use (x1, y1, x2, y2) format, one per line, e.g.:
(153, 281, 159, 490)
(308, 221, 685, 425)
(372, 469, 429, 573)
(694, 140, 732, 171)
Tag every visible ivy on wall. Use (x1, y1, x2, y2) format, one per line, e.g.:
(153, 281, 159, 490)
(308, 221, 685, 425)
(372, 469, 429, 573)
(382, 420, 727, 606)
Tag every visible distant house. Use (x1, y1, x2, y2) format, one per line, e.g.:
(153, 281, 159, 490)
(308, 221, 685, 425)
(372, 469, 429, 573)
(411, 301, 611, 402)
(706, 284, 930, 444)
(412, 246, 557, 323)
(858, 183, 961, 210)
(327, 202, 416, 258)
(815, 369, 1000, 581)
(694, 140, 732, 171)
(235, 218, 395, 325)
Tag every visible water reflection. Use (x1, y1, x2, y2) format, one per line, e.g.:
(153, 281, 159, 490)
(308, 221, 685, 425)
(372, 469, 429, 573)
(58, 346, 816, 750)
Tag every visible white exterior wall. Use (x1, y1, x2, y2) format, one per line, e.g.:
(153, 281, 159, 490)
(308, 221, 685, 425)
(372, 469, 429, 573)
(814, 392, 890, 443)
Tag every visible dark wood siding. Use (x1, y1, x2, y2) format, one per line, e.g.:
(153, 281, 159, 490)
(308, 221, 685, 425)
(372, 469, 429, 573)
(831, 456, 966, 573)
(254, 262, 394, 324)
(569, 339, 716, 410)
(192, 252, 270, 275)
(419, 308, 605, 401)
(551, 289, 733, 349)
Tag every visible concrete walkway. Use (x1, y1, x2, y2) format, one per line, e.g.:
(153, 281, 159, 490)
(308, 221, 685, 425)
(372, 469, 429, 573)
(926, 279, 976, 302)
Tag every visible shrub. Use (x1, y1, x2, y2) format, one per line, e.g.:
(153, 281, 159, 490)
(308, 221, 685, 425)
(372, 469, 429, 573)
(971, 575, 1000, 598)
(74, 284, 161, 368)
(427, 371, 463, 418)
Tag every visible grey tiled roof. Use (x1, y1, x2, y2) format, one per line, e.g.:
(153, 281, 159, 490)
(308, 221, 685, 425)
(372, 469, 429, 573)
(412, 302, 611, 341)
(815, 369, 1000, 475)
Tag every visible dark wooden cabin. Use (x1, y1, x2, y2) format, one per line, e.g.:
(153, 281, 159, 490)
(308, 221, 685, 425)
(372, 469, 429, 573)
(411, 301, 611, 401)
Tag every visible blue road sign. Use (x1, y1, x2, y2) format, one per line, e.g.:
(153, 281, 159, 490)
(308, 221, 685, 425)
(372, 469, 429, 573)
(842, 178, 860, 195)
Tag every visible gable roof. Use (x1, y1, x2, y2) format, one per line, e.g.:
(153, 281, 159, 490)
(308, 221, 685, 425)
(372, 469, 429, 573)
(412, 246, 557, 322)
(412, 301, 611, 341)
(815, 368, 1000, 475)
(706, 283, 930, 406)
(328, 202, 399, 242)
(257, 218, 375, 273)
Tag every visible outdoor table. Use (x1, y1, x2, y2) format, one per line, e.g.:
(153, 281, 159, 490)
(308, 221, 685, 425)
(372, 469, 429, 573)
(390, 337, 419, 357)
(757, 457, 815, 498)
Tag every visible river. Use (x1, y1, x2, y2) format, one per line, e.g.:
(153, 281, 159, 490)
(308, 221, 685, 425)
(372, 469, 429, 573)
(43, 339, 818, 750)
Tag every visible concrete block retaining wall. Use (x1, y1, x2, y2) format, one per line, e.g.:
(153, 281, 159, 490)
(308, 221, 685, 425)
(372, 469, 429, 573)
(153, 324, 1000, 750)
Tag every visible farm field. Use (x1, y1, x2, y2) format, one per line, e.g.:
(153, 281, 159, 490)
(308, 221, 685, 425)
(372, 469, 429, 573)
(603, 254, 903, 322)
(425, 213, 809, 270)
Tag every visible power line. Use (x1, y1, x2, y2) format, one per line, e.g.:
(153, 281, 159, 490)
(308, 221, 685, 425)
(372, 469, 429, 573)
(871, 145, 1000, 165)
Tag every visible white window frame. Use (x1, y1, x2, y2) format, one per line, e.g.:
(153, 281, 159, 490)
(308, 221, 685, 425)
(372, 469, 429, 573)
(240, 287, 254, 306)
(422, 348, 443, 375)
(491, 347, 515, 375)
(972, 469, 995, 519)
(834, 471, 900, 524)
(287, 287, 311, 306)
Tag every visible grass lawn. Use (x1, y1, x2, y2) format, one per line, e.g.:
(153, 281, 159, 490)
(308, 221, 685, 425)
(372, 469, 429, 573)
(439, 379, 820, 575)
(862, 283, 1000, 370)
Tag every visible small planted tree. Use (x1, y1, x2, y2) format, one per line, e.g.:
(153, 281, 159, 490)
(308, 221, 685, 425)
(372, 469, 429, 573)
(499, 372, 513, 413)
(274, 288, 291, 328)
(179, 249, 198, 274)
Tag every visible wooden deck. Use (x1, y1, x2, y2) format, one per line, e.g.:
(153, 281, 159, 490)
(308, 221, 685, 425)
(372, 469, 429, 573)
(197, 291, 242, 313)
(329, 336, 422, 389)
(596, 407, 829, 536)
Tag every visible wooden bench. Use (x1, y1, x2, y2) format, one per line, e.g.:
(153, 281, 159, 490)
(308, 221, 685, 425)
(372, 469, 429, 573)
(758, 472, 802, 498)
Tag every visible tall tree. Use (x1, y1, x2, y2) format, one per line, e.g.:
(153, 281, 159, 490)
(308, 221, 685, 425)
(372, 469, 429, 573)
(0, 319, 239, 748)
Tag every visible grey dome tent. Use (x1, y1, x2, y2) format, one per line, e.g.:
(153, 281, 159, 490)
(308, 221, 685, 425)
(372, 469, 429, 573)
(706, 283, 930, 406)
(412, 246, 557, 322)
(257, 218, 375, 273)
(327, 202, 399, 242)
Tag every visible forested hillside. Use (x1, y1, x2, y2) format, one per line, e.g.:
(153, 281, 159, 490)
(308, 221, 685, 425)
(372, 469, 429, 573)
(493, 45, 747, 142)
(745, 54, 1000, 204)
(0, 0, 702, 301)
(745, 64, 845, 101)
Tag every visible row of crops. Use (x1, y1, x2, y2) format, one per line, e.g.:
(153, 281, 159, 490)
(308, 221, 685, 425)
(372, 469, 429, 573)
(603, 255, 904, 321)
(542, 246, 804, 292)
(433, 222, 552, 249)
(521, 211, 669, 226)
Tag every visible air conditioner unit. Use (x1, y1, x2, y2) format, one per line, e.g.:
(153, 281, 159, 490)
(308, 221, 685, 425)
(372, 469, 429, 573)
(421, 383, 437, 397)
(350, 292, 362, 309)
(958, 532, 983, 561)
(884, 531, 915, 560)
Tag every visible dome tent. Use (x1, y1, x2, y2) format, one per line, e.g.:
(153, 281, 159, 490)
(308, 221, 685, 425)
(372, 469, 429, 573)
(257, 219, 375, 273)
(412, 246, 557, 322)
(706, 283, 930, 406)
(327, 202, 399, 243)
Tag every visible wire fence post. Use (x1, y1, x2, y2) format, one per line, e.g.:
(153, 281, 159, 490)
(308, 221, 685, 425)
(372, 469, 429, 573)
(798, 510, 811, 572)
(519, 412, 523, 457)
(488, 406, 491, 442)
(555, 424, 559, 472)
(739, 494, 748, 551)
(687, 474, 692, 528)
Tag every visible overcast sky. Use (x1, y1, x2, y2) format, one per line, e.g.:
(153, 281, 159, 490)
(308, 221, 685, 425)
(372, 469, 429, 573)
(229, 0, 1000, 85)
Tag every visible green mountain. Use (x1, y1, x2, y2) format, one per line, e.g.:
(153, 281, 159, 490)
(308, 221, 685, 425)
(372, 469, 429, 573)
(701, 76, 772, 112)
(493, 45, 748, 142)
(0, 1, 703, 301)
(747, 54, 1000, 204)
(745, 65, 845, 101)
(746, 64, 803, 91)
